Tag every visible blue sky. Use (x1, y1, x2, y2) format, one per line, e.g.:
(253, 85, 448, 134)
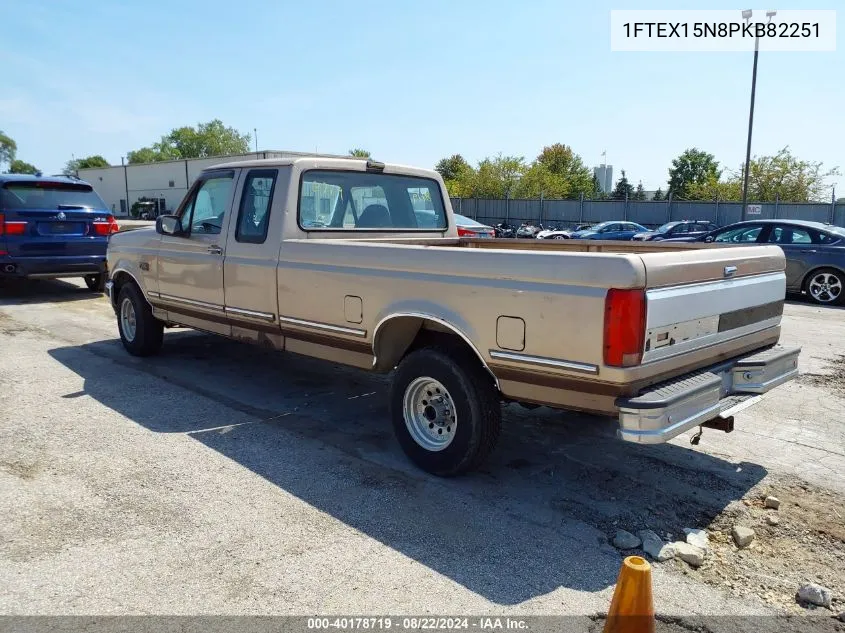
(1, 0, 842, 194)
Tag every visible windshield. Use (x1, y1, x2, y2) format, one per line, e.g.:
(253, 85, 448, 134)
(656, 222, 678, 233)
(826, 226, 845, 238)
(587, 222, 611, 231)
(1, 182, 107, 210)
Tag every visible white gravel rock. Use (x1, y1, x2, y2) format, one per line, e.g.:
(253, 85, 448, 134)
(684, 528, 710, 553)
(731, 525, 755, 548)
(765, 515, 780, 526)
(674, 541, 706, 568)
(612, 529, 641, 550)
(764, 495, 781, 509)
(797, 583, 832, 608)
(638, 529, 676, 561)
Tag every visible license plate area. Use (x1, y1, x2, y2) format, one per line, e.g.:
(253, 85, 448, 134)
(37, 222, 85, 235)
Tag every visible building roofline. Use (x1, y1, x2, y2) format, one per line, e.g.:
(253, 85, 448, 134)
(76, 149, 344, 172)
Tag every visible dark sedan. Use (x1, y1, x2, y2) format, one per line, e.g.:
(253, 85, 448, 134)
(663, 219, 845, 305)
(632, 220, 718, 241)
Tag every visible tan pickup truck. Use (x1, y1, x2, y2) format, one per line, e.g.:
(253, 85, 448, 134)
(105, 156, 800, 475)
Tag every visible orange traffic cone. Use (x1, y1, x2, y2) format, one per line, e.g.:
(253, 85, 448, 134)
(603, 555, 655, 633)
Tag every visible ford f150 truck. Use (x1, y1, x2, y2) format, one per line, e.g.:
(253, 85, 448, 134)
(105, 156, 800, 475)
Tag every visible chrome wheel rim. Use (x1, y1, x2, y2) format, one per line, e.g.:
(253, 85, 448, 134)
(553, 235, 567, 240)
(402, 377, 457, 451)
(808, 272, 842, 303)
(120, 297, 137, 342)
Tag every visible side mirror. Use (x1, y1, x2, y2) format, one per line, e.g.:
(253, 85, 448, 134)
(156, 214, 184, 236)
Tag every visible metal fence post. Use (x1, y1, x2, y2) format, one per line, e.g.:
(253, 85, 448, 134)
(505, 192, 510, 224)
(540, 191, 544, 225)
(624, 191, 629, 220)
(667, 191, 673, 222)
(714, 195, 719, 225)
(774, 193, 779, 219)
(579, 193, 584, 223)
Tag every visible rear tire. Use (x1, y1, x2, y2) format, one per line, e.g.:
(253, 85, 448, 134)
(390, 346, 501, 476)
(117, 283, 164, 356)
(84, 274, 105, 292)
(804, 268, 844, 306)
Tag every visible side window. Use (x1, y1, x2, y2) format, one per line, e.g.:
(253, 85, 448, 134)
(672, 223, 689, 234)
(179, 173, 234, 236)
(714, 225, 763, 243)
(767, 226, 813, 245)
(236, 169, 277, 243)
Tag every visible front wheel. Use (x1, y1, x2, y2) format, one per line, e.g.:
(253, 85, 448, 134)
(805, 268, 844, 305)
(390, 346, 501, 476)
(116, 283, 164, 356)
(84, 274, 106, 292)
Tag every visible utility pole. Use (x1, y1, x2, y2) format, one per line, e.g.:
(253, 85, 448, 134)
(740, 9, 777, 221)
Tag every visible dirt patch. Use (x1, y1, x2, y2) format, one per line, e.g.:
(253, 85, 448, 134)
(664, 474, 844, 615)
(799, 355, 845, 396)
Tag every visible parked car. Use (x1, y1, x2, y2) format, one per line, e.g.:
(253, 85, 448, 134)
(570, 221, 648, 240)
(493, 222, 516, 238)
(663, 219, 845, 305)
(453, 213, 494, 238)
(515, 221, 543, 238)
(538, 223, 595, 240)
(0, 174, 119, 291)
(632, 220, 719, 242)
(105, 156, 799, 475)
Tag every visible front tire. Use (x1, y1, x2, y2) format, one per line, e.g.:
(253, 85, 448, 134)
(804, 268, 844, 306)
(84, 274, 106, 292)
(117, 283, 164, 356)
(390, 346, 501, 476)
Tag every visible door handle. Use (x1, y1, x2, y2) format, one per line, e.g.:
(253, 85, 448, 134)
(207, 245, 223, 255)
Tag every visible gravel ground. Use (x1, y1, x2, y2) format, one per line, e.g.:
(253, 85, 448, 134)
(0, 279, 843, 627)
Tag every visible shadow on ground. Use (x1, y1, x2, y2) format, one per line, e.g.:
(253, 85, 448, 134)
(0, 278, 101, 305)
(49, 332, 768, 604)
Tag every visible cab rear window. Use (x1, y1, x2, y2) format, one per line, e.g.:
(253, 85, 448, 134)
(1, 182, 107, 210)
(299, 170, 447, 231)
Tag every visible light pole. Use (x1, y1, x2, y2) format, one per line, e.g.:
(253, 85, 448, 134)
(741, 9, 776, 220)
(254, 128, 258, 153)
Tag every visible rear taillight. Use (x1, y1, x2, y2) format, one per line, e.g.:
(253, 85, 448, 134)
(0, 213, 27, 236)
(92, 216, 120, 236)
(457, 227, 474, 237)
(603, 288, 646, 367)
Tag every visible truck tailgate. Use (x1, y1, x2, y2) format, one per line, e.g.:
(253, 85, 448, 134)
(639, 245, 786, 366)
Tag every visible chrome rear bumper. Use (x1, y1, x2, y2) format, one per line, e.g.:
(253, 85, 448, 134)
(616, 345, 800, 444)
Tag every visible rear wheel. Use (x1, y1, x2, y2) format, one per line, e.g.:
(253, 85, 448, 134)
(84, 274, 105, 292)
(552, 235, 568, 240)
(804, 268, 844, 306)
(117, 283, 164, 356)
(390, 346, 501, 476)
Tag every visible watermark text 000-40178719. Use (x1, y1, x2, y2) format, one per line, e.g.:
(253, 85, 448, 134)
(610, 10, 836, 52)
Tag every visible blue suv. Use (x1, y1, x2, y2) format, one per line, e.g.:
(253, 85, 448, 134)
(0, 174, 118, 291)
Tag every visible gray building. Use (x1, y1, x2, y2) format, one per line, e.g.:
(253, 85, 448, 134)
(77, 150, 341, 216)
(592, 164, 613, 194)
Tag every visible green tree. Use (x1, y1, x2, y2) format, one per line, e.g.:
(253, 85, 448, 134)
(348, 148, 371, 157)
(591, 173, 607, 199)
(652, 187, 664, 201)
(612, 170, 634, 200)
(514, 162, 568, 199)
(667, 148, 721, 200)
(686, 147, 839, 202)
(64, 154, 110, 175)
(435, 154, 471, 181)
(127, 119, 251, 164)
(534, 143, 594, 198)
(9, 159, 38, 174)
(435, 154, 475, 197)
(633, 182, 646, 201)
(471, 154, 527, 198)
(0, 131, 17, 170)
